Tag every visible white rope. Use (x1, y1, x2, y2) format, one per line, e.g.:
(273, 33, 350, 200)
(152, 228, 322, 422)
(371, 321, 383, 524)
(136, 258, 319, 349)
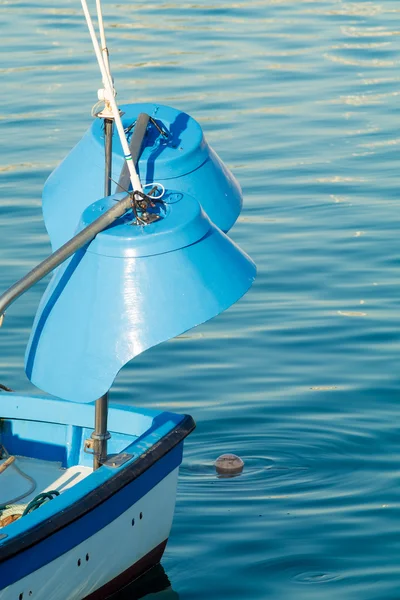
(95, 0, 111, 80)
(142, 182, 165, 200)
(80, 0, 142, 193)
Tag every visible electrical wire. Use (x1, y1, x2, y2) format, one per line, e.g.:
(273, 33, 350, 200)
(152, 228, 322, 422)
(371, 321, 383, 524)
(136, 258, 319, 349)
(0, 445, 37, 510)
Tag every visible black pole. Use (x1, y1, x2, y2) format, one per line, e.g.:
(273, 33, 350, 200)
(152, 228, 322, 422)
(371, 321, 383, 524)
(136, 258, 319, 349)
(104, 118, 113, 196)
(92, 393, 111, 470)
(0, 194, 133, 320)
(93, 115, 114, 470)
(116, 113, 149, 193)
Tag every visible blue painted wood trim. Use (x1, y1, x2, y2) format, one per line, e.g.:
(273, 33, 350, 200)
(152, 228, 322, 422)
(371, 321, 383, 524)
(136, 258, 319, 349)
(0, 393, 171, 436)
(0, 395, 190, 547)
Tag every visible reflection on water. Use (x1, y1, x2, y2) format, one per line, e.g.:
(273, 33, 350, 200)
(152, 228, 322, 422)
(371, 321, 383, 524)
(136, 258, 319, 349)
(112, 565, 179, 600)
(2, 0, 400, 599)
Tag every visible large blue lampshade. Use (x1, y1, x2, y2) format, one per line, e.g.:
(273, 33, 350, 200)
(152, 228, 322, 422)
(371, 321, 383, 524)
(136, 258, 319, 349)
(43, 103, 243, 251)
(25, 191, 256, 403)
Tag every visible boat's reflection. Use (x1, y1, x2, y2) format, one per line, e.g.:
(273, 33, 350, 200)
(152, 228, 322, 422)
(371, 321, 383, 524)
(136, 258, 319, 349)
(111, 564, 179, 600)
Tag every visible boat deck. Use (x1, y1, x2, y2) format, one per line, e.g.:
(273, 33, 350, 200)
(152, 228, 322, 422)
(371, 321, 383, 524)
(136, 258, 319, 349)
(0, 456, 92, 507)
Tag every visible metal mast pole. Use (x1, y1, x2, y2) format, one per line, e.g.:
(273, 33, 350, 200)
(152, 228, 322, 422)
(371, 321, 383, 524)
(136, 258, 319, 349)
(79, 0, 145, 468)
(92, 111, 114, 471)
(92, 393, 111, 470)
(104, 117, 113, 196)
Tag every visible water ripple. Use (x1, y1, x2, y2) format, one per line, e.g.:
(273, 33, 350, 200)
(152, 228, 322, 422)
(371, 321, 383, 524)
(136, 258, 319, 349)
(3, 1, 400, 599)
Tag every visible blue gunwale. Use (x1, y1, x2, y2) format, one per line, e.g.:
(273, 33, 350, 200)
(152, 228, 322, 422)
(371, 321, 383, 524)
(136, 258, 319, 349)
(0, 444, 184, 588)
(0, 393, 195, 565)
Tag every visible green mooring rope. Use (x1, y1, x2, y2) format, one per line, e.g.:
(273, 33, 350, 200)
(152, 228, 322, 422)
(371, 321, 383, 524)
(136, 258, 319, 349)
(22, 490, 60, 516)
(0, 490, 60, 521)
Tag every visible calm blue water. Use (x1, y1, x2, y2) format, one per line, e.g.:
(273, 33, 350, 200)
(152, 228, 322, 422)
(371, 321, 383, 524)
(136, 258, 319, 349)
(2, 0, 400, 598)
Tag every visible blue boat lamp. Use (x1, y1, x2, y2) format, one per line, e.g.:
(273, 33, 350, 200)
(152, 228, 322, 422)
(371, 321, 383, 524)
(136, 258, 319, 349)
(43, 104, 244, 251)
(0, 104, 256, 471)
(0, 9, 256, 591)
(25, 190, 256, 404)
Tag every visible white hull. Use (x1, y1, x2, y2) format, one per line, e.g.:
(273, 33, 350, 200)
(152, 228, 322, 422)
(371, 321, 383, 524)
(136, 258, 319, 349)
(0, 468, 178, 600)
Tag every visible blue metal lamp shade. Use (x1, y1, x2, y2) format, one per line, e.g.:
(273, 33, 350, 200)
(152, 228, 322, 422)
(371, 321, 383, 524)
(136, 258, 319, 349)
(43, 103, 243, 251)
(25, 191, 256, 404)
